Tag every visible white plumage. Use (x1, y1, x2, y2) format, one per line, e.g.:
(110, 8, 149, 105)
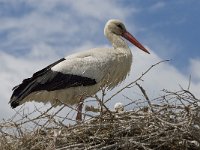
(114, 102, 124, 113)
(10, 19, 150, 120)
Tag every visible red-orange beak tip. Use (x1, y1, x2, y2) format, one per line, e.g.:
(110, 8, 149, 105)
(143, 48, 150, 54)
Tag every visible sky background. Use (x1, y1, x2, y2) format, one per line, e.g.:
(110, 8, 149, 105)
(0, 0, 200, 120)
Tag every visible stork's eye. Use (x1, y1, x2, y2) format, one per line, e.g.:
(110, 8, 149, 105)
(117, 24, 123, 29)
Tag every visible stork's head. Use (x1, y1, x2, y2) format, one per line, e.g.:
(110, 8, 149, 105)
(104, 19, 150, 54)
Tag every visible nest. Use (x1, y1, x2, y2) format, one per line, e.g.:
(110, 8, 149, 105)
(1, 60, 200, 150)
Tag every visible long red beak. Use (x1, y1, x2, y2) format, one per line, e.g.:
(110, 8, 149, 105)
(122, 31, 150, 54)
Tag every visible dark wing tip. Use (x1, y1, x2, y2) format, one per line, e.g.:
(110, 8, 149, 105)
(10, 97, 19, 109)
(12, 85, 19, 91)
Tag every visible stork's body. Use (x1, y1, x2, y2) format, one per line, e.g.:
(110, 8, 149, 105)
(10, 19, 149, 119)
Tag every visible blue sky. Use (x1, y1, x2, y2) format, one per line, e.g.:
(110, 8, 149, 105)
(131, 1, 200, 69)
(0, 0, 200, 119)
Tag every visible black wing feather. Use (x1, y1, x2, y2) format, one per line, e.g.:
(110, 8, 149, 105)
(12, 58, 66, 91)
(10, 58, 96, 108)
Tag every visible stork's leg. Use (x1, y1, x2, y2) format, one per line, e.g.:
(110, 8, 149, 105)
(76, 98, 84, 122)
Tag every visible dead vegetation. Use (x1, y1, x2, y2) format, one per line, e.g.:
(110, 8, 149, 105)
(1, 60, 200, 150)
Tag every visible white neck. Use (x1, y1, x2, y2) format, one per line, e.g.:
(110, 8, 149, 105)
(105, 31, 129, 49)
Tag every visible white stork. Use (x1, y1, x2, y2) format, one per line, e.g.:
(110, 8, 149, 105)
(10, 19, 150, 121)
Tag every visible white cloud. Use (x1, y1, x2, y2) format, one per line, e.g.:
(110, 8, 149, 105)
(26, 0, 129, 20)
(189, 58, 200, 81)
(149, 2, 165, 11)
(66, 0, 128, 20)
(130, 49, 192, 92)
(0, 0, 131, 56)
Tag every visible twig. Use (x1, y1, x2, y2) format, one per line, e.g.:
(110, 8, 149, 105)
(187, 75, 191, 90)
(94, 95, 114, 119)
(136, 82, 154, 113)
